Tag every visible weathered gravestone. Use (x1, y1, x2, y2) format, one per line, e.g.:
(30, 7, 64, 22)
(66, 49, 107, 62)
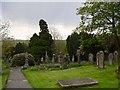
(97, 51, 104, 69)
(108, 53, 114, 65)
(72, 55, 74, 62)
(61, 55, 69, 69)
(88, 53, 94, 64)
(58, 78, 98, 88)
(52, 54, 55, 63)
(24, 52, 29, 68)
(39, 64, 46, 70)
(114, 50, 118, 63)
(45, 51, 48, 63)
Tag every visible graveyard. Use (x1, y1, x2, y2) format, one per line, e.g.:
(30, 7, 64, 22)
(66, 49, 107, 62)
(22, 61, 118, 88)
(1, 1, 120, 89)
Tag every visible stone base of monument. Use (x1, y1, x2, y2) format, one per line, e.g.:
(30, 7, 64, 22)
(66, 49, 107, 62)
(58, 78, 98, 88)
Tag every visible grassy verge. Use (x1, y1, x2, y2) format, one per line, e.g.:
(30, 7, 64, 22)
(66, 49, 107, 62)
(22, 61, 118, 89)
(1, 60, 9, 89)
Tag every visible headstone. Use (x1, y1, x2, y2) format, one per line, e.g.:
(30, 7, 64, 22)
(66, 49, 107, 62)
(88, 53, 94, 64)
(52, 54, 55, 63)
(61, 55, 69, 69)
(72, 55, 74, 62)
(45, 51, 48, 63)
(76, 48, 81, 65)
(96, 52, 99, 65)
(114, 50, 118, 63)
(58, 55, 61, 63)
(39, 64, 46, 70)
(108, 53, 114, 65)
(41, 57, 44, 63)
(97, 51, 104, 69)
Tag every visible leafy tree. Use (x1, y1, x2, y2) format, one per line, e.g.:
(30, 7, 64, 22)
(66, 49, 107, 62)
(15, 42, 27, 54)
(29, 19, 53, 64)
(77, 2, 120, 50)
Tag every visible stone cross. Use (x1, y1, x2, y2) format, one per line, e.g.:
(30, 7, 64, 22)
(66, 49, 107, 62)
(108, 53, 114, 65)
(97, 51, 104, 69)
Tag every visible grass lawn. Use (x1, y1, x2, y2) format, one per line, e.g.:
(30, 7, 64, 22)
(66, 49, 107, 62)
(22, 61, 118, 89)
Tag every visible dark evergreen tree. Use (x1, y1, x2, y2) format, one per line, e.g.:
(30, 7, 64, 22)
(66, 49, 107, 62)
(66, 32, 80, 61)
(15, 42, 27, 54)
(29, 19, 53, 64)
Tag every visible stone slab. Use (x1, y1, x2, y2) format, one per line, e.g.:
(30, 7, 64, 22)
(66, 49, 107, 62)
(58, 78, 98, 88)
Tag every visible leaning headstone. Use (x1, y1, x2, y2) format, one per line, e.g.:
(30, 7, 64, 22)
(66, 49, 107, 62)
(97, 51, 104, 69)
(88, 53, 94, 64)
(108, 53, 114, 65)
(114, 50, 118, 63)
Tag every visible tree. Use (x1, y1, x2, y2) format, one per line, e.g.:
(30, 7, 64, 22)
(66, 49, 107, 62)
(0, 20, 10, 40)
(15, 42, 27, 54)
(29, 19, 53, 64)
(77, 2, 120, 49)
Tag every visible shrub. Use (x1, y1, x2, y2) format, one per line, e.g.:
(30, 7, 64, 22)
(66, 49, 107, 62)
(12, 53, 35, 66)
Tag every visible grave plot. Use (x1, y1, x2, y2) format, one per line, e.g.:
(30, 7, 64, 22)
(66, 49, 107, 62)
(58, 78, 98, 88)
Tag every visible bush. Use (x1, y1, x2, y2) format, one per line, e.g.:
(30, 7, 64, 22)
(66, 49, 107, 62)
(12, 53, 35, 66)
(30, 65, 39, 71)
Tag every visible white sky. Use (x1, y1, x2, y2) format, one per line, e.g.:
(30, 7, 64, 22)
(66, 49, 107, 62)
(1, 1, 86, 40)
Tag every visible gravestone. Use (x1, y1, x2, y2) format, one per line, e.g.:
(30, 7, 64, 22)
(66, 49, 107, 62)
(61, 55, 69, 69)
(41, 57, 44, 63)
(114, 50, 118, 63)
(97, 51, 104, 69)
(108, 53, 114, 65)
(76, 48, 81, 65)
(52, 54, 55, 63)
(88, 53, 94, 64)
(45, 51, 48, 63)
(72, 55, 74, 62)
(39, 64, 46, 70)
(96, 52, 99, 65)
(58, 55, 61, 63)
(58, 78, 98, 88)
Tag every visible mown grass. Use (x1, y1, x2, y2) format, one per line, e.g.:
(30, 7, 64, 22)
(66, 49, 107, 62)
(22, 61, 118, 89)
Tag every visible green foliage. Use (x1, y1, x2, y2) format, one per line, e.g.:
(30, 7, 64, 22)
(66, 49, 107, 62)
(12, 53, 35, 66)
(66, 32, 80, 61)
(15, 42, 27, 54)
(28, 19, 53, 63)
(77, 2, 120, 49)
(2, 39, 15, 59)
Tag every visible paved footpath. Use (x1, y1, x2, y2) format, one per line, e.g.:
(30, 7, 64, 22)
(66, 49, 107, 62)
(5, 67, 33, 89)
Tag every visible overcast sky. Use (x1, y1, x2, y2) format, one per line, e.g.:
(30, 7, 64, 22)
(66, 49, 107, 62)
(1, 1, 85, 40)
